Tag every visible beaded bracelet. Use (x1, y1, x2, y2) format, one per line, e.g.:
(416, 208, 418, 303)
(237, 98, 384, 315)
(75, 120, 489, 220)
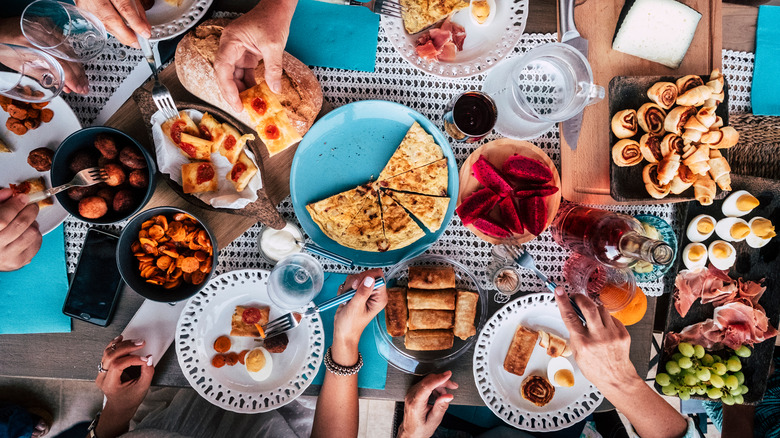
(324, 346, 363, 376)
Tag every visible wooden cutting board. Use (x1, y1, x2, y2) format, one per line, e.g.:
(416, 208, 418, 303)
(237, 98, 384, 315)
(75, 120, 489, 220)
(558, 0, 723, 204)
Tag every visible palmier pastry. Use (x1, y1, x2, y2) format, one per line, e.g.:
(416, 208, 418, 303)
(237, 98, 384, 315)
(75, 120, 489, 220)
(521, 375, 555, 407)
(636, 103, 666, 135)
(611, 109, 638, 138)
(639, 134, 663, 163)
(708, 149, 732, 191)
(647, 81, 678, 110)
(664, 106, 697, 135)
(694, 174, 716, 206)
(657, 153, 680, 186)
(701, 126, 739, 149)
(643, 163, 671, 199)
(612, 139, 643, 167)
(706, 69, 724, 94)
(670, 165, 696, 194)
(682, 144, 711, 175)
(676, 75, 712, 106)
(660, 133, 685, 157)
(676, 75, 704, 94)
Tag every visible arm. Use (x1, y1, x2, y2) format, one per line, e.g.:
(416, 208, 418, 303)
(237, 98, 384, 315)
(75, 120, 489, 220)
(554, 288, 688, 438)
(0, 189, 42, 272)
(311, 269, 388, 438)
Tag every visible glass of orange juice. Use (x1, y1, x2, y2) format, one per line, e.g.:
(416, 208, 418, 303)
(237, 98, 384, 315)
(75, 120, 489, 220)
(563, 253, 636, 312)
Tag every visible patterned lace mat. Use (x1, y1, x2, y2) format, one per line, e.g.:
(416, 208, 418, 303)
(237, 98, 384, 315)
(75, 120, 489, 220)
(61, 27, 757, 299)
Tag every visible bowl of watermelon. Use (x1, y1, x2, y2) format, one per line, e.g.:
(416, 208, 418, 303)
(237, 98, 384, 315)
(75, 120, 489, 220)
(456, 139, 561, 244)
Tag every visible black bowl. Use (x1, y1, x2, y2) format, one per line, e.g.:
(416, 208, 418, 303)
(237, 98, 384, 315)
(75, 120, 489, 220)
(116, 206, 218, 302)
(51, 126, 156, 224)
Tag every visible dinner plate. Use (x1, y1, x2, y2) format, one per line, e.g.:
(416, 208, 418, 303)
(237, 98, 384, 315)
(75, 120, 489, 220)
(146, 0, 213, 42)
(290, 100, 458, 267)
(473, 293, 602, 432)
(382, 0, 528, 78)
(175, 269, 325, 413)
(0, 96, 81, 235)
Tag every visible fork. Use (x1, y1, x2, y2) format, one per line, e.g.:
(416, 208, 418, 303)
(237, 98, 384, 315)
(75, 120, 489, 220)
(26, 167, 108, 205)
(316, 0, 406, 18)
(496, 244, 587, 325)
(261, 277, 386, 339)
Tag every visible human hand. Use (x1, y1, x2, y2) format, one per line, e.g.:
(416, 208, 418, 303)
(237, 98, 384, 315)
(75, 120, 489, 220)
(397, 371, 458, 438)
(331, 269, 387, 365)
(95, 335, 154, 414)
(554, 287, 639, 394)
(0, 189, 42, 272)
(213, 0, 298, 112)
(75, 0, 151, 48)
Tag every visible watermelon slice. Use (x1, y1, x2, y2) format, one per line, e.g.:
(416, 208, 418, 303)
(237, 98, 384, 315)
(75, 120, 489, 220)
(498, 197, 524, 234)
(472, 217, 513, 238)
(456, 187, 501, 226)
(472, 155, 512, 197)
(502, 154, 553, 184)
(512, 185, 559, 199)
(517, 195, 547, 236)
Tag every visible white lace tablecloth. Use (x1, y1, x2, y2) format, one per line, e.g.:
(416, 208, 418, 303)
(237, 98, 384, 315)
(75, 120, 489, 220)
(61, 24, 758, 299)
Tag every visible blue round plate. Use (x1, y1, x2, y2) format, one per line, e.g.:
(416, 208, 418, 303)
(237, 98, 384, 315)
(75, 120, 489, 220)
(633, 214, 678, 282)
(290, 100, 458, 267)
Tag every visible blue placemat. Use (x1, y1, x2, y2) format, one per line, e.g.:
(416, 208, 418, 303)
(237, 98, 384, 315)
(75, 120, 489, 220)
(286, 0, 380, 72)
(0, 224, 71, 334)
(752, 5, 780, 116)
(312, 273, 388, 389)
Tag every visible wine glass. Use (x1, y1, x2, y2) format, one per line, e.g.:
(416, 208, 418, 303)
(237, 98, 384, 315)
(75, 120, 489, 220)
(0, 43, 64, 103)
(21, 0, 107, 63)
(268, 253, 324, 311)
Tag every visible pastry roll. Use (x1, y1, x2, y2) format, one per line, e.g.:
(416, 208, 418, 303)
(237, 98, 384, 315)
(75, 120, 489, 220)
(704, 91, 724, 108)
(660, 133, 685, 157)
(611, 109, 638, 138)
(701, 126, 739, 149)
(681, 128, 703, 144)
(636, 102, 666, 136)
(682, 144, 712, 175)
(522, 375, 555, 407)
(695, 106, 717, 128)
(385, 287, 408, 337)
(694, 174, 717, 206)
(504, 325, 538, 376)
(657, 153, 681, 186)
(712, 116, 724, 129)
(408, 309, 454, 330)
(676, 75, 705, 94)
(639, 134, 663, 163)
(647, 81, 678, 110)
(670, 165, 696, 194)
(407, 288, 456, 310)
(408, 266, 456, 290)
(676, 75, 712, 106)
(664, 106, 697, 135)
(404, 329, 454, 351)
(643, 163, 671, 199)
(708, 149, 732, 191)
(706, 68, 724, 94)
(612, 139, 643, 167)
(453, 290, 478, 340)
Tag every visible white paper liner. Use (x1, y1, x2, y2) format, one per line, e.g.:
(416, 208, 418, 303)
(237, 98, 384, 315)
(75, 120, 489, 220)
(151, 109, 263, 209)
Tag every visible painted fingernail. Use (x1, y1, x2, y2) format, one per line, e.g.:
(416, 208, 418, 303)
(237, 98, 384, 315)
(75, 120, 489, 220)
(555, 287, 565, 296)
(145, 355, 153, 365)
(351, 279, 360, 289)
(363, 277, 374, 287)
(131, 339, 144, 345)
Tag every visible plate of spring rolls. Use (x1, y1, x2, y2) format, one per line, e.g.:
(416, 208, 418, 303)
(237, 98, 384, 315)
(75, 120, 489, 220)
(373, 254, 488, 375)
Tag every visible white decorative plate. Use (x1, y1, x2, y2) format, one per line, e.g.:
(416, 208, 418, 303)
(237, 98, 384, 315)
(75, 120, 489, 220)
(146, 0, 213, 42)
(473, 293, 603, 432)
(175, 269, 325, 413)
(0, 95, 80, 235)
(382, 0, 528, 78)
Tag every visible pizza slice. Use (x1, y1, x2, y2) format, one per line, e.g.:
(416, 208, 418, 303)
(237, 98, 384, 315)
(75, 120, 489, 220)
(239, 82, 302, 157)
(161, 111, 199, 146)
(387, 190, 449, 232)
(178, 132, 213, 160)
(377, 122, 443, 181)
(230, 305, 270, 337)
(307, 185, 371, 242)
(10, 177, 52, 208)
(380, 192, 425, 251)
(216, 123, 255, 164)
(240, 81, 284, 125)
(340, 187, 388, 252)
(198, 113, 224, 152)
(378, 158, 448, 196)
(182, 162, 218, 194)
(226, 151, 258, 192)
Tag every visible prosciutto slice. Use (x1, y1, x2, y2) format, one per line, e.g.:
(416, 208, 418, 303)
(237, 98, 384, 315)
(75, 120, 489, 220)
(413, 18, 467, 62)
(672, 265, 764, 317)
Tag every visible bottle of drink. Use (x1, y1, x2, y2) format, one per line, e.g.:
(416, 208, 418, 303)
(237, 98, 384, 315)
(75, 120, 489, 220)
(549, 205, 674, 268)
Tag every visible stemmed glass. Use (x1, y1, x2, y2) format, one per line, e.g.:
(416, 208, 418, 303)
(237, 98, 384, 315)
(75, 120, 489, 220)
(0, 43, 64, 103)
(20, 0, 109, 63)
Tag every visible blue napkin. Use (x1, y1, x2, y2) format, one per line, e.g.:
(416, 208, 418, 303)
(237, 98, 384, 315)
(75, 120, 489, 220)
(286, 0, 380, 72)
(0, 225, 71, 334)
(751, 5, 780, 116)
(312, 273, 388, 389)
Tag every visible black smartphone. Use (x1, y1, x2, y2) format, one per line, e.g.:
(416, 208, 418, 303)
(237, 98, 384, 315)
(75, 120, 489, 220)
(62, 228, 124, 326)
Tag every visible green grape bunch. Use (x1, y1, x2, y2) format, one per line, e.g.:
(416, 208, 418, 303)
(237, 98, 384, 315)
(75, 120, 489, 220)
(655, 343, 752, 404)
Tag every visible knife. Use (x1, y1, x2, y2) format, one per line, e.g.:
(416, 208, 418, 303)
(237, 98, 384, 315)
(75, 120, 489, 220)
(559, 0, 588, 150)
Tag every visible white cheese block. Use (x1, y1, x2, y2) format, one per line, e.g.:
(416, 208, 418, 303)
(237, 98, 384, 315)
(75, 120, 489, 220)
(612, 0, 702, 69)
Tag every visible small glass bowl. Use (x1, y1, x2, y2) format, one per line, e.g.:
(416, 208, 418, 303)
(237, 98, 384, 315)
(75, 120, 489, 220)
(633, 214, 678, 282)
(256, 221, 304, 266)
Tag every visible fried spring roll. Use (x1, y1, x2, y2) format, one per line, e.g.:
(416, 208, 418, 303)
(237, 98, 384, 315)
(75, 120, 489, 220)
(408, 266, 456, 290)
(408, 309, 454, 330)
(385, 287, 408, 337)
(404, 329, 454, 351)
(453, 290, 478, 340)
(503, 325, 538, 376)
(407, 288, 456, 310)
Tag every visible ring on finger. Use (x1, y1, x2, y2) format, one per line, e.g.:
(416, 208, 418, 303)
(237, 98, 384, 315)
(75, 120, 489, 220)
(98, 362, 108, 373)
(110, 343, 117, 351)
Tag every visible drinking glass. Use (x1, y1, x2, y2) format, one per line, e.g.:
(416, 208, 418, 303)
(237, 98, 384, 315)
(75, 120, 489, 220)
(442, 90, 497, 143)
(563, 253, 636, 312)
(268, 253, 324, 311)
(21, 0, 107, 62)
(0, 43, 64, 103)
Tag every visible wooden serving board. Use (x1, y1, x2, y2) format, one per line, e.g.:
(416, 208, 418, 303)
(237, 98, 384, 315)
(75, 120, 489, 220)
(558, 0, 722, 204)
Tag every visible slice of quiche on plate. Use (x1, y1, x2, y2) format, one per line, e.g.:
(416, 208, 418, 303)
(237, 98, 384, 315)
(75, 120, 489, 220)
(340, 187, 388, 252)
(380, 192, 426, 250)
(306, 184, 371, 242)
(379, 158, 449, 196)
(400, 0, 470, 34)
(387, 190, 449, 232)
(377, 122, 443, 181)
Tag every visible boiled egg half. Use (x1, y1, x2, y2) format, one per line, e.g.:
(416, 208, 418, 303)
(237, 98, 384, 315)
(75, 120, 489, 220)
(682, 243, 708, 270)
(469, 0, 495, 26)
(721, 190, 760, 217)
(547, 357, 575, 388)
(708, 240, 736, 271)
(714, 217, 751, 242)
(746, 217, 776, 249)
(686, 214, 716, 242)
(245, 347, 273, 382)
